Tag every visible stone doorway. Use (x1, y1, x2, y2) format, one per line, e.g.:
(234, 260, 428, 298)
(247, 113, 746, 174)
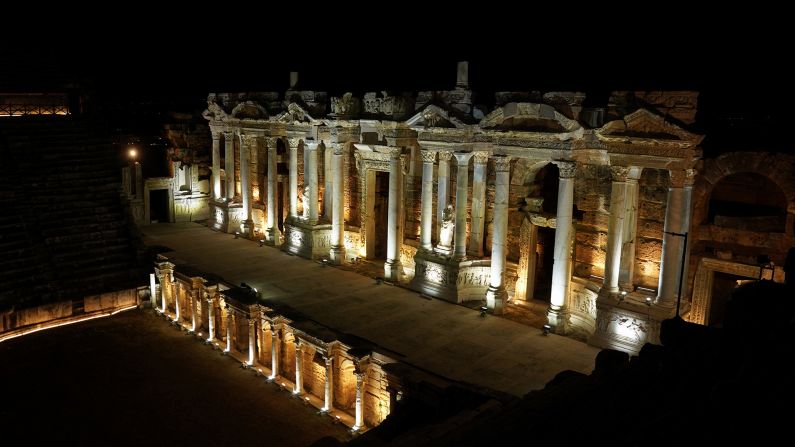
(687, 257, 763, 325)
(149, 189, 169, 224)
(373, 171, 389, 260)
(533, 226, 556, 302)
(708, 272, 752, 327)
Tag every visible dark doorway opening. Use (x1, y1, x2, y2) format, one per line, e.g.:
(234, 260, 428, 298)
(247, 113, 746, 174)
(150, 189, 169, 223)
(533, 226, 556, 302)
(374, 171, 389, 259)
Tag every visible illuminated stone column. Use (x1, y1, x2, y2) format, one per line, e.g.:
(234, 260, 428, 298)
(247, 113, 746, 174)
(288, 139, 299, 218)
(419, 149, 436, 251)
(160, 268, 171, 314)
(294, 340, 303, 394)
(619, 168, 643, 289)
(269, 326, 280, 380)
(239, 135, 253, 225)
(174, 282, 181, 323)
(303, 142, 319, 224)
(225, 306, 233, 352)
(468, 151, 489, 257)
(657, 169, 696, 307)
(224, 132, 235, 200)
(603, 166, 631, 293)
(486, 156, 511, 314)
(324, 144, 333, 219)
(266, 138, 280, 243)
(453, 152, 474, 258)
(436, 151, 452, 239)
(329, 144, 345, 263)
(384, 147, 404, 281)
(190, 287, 198, 332)
(212, 132, 221, 199)
(149, 273, 157, 308)
(352, 370, 366, 431)
(247, 317, 256, 366)
(548, 161, 576, 329)
(206, 293, 215, 342)
(322, 355, 334, 413)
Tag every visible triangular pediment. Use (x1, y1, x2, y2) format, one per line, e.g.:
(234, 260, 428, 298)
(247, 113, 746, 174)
(479, 103, 583, 138)
(405, 104, 465, 129)
(597, 109, 703, 144)
(273, 103, 317, 124)
(230, 101, 268, 120)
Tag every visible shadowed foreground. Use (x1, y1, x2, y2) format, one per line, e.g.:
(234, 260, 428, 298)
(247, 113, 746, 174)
(0, 310, 348, 446)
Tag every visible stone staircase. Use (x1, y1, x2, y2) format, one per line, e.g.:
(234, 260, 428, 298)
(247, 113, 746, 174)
(0, 117, 146, 310)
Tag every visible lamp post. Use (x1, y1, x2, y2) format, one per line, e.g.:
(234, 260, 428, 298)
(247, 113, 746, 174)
(663, 230, 688, 318)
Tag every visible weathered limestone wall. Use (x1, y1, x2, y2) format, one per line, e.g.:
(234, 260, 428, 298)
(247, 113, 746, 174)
(634, 169, 668, 289)
(84, 289, 138, 313)
(364, 364, 391, 427)
(281, 333, 296, 380)
(335, 357, 356, 411)
(574, 164, 610, 280)
(303, 350, 326, 399)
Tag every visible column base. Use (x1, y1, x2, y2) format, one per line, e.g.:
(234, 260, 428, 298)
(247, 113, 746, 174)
(282, 221, 332, 260)
(410, 251, 491, 303)
(485, 284, 507, 315)
(266, 227, 281, 246)
(546, 304, 569, 333)
(329, 245, 344, 265)
(384, 259, 403, 282)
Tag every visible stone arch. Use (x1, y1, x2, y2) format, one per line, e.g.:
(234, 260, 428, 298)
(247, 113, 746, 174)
(693, 152, 795, 232)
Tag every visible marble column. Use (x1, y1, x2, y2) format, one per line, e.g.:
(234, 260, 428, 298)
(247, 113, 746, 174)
(174, 282, 181, 323)
(353, 370, 365, 431)
(303, 142, 319, 224)
(329, 144, 345, 263)
(160, 269, 170, 314)
(486, 156, 511, 314)
(212, 132, 221, 199)
(324, 144, 333, 219)
(224, 132, 235, 200)
(239, 135, 253, 227)
(269, 326, 280, 380)
(190, 287, 198, 332)
(248, 318, 256, 366)
(266, 138, 280, 243)
(436, 151, 452, 240)
(453, 152, 474, 258)
(294, 340, 303, 394)
(468, 151, 489, 257)
(149, 273, 157, 308)
(288, 139, 299, 218)
(619, 168, 643, 290)
(419, 150, 436, 251)
(384, 147, 404, 281)
(604, 166, 631, 293)
(225, 307, 233, 353)
(206, 293, 215, 342)
(322, 355, 334, 413)
(548, 161, 576, 329)
(656, 169, 695, 307)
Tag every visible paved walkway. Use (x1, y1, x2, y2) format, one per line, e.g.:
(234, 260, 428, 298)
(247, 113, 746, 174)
(143, 223, 599, 396)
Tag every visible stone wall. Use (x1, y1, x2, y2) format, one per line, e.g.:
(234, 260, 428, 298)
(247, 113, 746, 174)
(335, 357, 356, 411)
(364, 364, 391, 427)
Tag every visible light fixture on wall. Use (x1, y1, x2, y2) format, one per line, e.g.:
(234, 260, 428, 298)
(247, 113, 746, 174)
(542, 324, 552, 336)
(758, 255, 775, 281)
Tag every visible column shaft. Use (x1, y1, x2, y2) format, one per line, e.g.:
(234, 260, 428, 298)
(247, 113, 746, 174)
(224, 132, 235, 200)
(248, 318, 256, 366)
(225, 310, 233, 352)
(436, 152, 452, 240)
(240, 135, 252, 224)
(149, 273, 157, 308)
(294, 342, 303, 394)
(323, 356, 334, 412)
(419, 150, 436, 251)
(453, 152, 474, 258)
(269, 328, 280, 380)
(486, 156, 511, 313)
(174, 282, 181, 322)
(324, 145, 333, 219)
(289, 142, 298, 218)
(207, 296, 215, 341)
(657, 169, 695, 307)
(619, 178, 640, 288)
(548, 162, 576, 328)
(304, 143, 319, 223)
(330, 145, 345, 263)
(190, 288, 198, 331)
(468, 152, 488, 256)
(604, 167, 630, 293)
(384, 148, 403, 281)
(353, 372, 365, 431)
(267, 140, 280, 243)
(212, 133, 221, 199)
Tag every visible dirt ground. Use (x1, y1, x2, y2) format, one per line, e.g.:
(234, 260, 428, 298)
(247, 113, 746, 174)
(0, 310, 349, 446)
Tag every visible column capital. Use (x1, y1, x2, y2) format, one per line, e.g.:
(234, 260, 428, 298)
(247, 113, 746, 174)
(304, 140, 320, 150)
(473, 151, 490, 165)
(248, 318, 255, 327)
(387, 146, 403, 159)
(437, 150, 453, 162)
(239, 134, 257, 146)
(610, 165, 631, 182)
(323, 355, 333, 366)
(266, 137, 280, 148)
(420, 149, 436, 163)
(287, 138, 301, 149)
(211, 132, 221, 141)
(669, 168, 697, 188)
(222, 131, 234, 140)
(295, 338, 304, 352)
(493, 155, 512, 172)
(332, 143, 344, 156)
(554, 161, 576, 178)
(453, 151, 474, 166)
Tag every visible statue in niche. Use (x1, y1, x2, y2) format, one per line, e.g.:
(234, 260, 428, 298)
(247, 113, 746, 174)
(438, 204, 455, 249)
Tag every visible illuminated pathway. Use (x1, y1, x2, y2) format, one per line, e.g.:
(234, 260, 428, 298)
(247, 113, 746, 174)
(143, 223, 599, 396)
